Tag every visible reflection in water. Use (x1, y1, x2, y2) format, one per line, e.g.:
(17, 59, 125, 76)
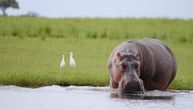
(111, 92, 174, 100)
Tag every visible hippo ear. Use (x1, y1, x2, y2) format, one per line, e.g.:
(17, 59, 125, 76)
(117, 52, 122, 60)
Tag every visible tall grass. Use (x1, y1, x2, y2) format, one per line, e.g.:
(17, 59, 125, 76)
(1, 17, 193, 42)
(0, 16, 193, 89)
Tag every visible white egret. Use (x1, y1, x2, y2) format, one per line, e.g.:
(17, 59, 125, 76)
(60, 54, 65, 69)
(69, 52, 76, 69)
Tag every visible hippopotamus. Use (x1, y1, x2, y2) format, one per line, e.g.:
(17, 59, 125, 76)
(108, 38, 177, 94)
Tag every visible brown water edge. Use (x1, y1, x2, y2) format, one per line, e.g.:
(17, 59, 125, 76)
(111, 92, 174, 100)
(66, 85, 180, 100)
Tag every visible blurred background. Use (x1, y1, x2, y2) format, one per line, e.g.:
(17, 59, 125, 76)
(3, 0, 193, 19)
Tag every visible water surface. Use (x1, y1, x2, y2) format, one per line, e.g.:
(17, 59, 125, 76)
(0, 85, 193, 110)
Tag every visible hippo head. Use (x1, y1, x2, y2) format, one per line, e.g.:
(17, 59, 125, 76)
(114, 47, 145, 94)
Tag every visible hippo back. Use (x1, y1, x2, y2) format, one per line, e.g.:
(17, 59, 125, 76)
(135, 39, 177, 90)
(108, 38, 177, 91)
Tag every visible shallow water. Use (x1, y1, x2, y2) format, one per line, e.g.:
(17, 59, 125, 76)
(0, 85, 193, 110)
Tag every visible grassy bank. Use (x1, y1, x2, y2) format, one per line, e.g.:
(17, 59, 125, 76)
(0, 17, 193, 89)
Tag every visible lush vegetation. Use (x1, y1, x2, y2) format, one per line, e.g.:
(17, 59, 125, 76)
(0, 16, 193, 89)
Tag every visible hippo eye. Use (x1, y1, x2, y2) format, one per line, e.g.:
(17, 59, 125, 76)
(132, 63, 138, 69)
(121, 63, 128, 69)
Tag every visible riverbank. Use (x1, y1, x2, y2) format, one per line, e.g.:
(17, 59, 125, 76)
(0, 17, 193, 89)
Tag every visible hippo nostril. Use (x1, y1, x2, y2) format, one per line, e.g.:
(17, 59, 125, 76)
(118, 78, 145, 94)
(120, 80, 145, 94)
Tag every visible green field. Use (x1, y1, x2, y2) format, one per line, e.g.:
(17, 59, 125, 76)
(0, 17, 193, 89)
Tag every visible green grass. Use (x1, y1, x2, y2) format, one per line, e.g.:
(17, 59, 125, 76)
(0, 37, 118, 87)
(0, 16, 193, 89)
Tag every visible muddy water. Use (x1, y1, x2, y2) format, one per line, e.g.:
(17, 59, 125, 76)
(0, 85, 193, 110)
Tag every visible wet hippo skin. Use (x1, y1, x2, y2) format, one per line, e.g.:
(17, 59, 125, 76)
(108, 38, 177, 93)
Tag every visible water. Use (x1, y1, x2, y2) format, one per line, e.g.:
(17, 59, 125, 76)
(0, 85, 193, 110)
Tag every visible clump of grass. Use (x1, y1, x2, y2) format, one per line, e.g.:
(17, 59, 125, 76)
(177, 37, 187, 43)
(87, 31, 98, 39)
